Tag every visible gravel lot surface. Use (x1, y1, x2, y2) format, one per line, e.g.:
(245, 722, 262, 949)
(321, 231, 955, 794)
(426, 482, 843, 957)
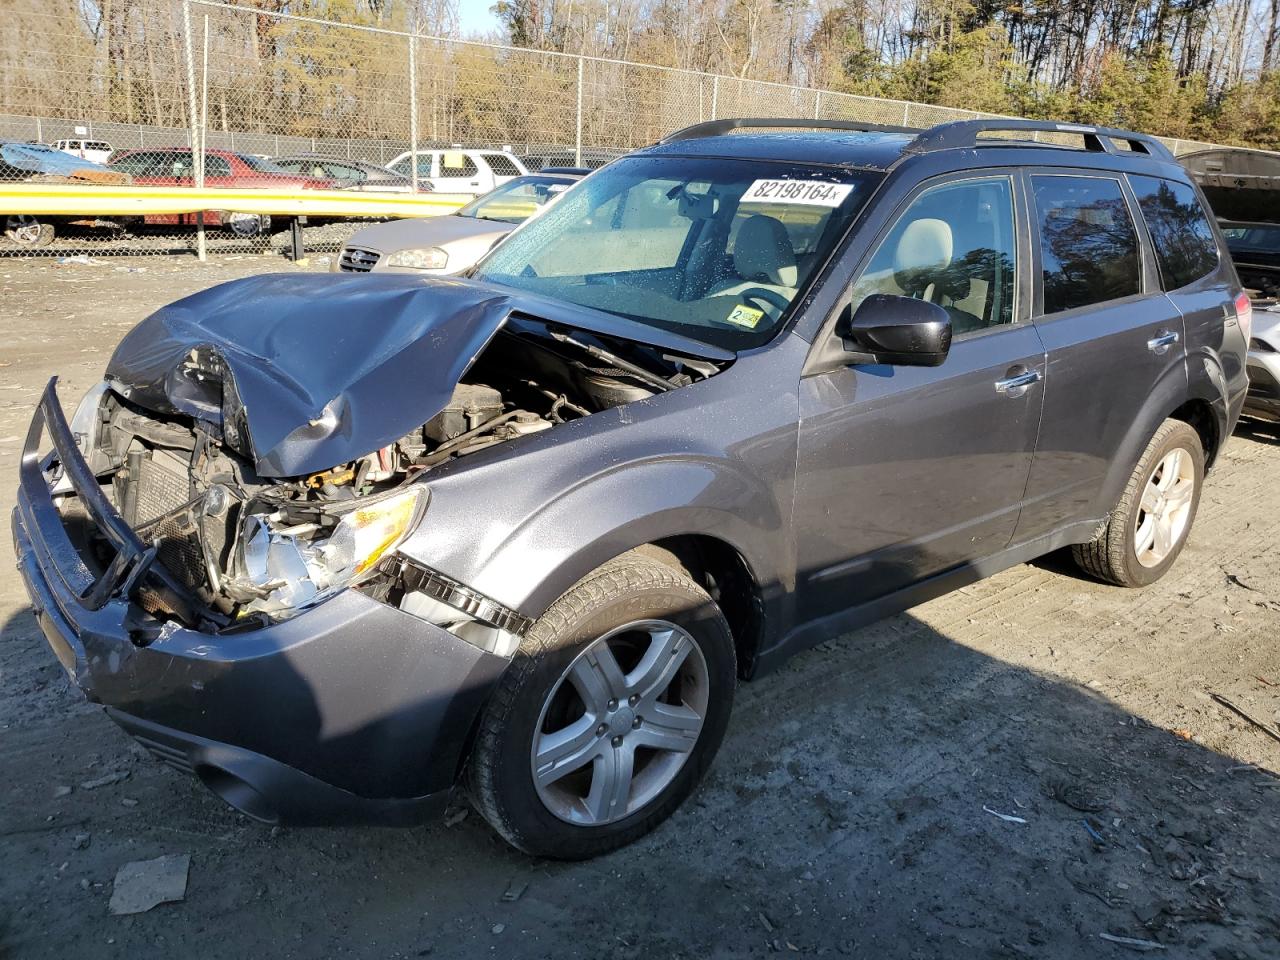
(1, 257, 1278, 959)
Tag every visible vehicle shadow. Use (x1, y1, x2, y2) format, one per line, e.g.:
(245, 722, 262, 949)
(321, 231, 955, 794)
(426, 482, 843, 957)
(2, 568, 1278, 959)
(1234, 415, 1280, 446)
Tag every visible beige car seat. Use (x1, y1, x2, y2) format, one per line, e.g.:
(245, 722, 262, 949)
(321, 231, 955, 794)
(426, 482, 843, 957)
(708, 215, 798, 315)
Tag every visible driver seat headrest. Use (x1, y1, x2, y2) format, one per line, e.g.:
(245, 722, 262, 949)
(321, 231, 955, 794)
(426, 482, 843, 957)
(733, 215, 798, 288)
(893, 218, 954, 299)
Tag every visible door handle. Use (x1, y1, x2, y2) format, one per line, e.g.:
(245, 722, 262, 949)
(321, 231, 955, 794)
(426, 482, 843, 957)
(1147, 330, 1180, 354)
(994, 369, 1041, 397)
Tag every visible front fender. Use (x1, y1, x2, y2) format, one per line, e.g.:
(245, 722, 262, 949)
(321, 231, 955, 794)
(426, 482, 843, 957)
(468, 455, 789, 619)
(396, 343, 804, 629)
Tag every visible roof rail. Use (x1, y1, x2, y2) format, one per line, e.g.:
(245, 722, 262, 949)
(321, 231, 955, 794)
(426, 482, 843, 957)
(661, 117, 919, 143)
(903, 119, 1175, 161)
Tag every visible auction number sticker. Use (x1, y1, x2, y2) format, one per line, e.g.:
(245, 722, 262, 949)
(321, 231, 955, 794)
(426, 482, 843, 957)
(741, 179, 854, 207)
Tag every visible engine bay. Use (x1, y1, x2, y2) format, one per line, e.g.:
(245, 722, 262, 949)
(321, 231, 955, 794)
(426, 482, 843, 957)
(70, 323, 720, 630)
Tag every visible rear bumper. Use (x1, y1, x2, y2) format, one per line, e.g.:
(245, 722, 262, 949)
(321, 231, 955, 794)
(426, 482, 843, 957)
(12, 379, 507, 825)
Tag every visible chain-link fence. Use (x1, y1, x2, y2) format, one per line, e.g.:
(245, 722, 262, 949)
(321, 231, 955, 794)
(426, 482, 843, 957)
(0, 0, 1240, 260)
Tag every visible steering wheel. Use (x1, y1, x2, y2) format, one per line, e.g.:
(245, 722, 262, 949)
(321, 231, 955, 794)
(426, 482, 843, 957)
(739, 286, 791, 314)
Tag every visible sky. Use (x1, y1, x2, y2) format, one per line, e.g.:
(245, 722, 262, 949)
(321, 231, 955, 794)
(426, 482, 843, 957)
(456, 0, 501, 37)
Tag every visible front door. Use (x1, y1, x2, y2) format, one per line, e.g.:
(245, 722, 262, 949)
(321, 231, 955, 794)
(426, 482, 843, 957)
(794, 174, 1045, 621)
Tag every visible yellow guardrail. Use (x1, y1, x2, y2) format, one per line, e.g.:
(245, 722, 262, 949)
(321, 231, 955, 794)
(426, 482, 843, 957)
(0, 183, 472, 218)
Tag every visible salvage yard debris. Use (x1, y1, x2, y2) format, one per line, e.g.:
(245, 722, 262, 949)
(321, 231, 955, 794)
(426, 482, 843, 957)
(1208, 692, 1280, 745)
(79, 770, 129, 790)
(1098, 932, 1167, 951)
(982, 805, 1027, 824)
(108, 854, 190, 916)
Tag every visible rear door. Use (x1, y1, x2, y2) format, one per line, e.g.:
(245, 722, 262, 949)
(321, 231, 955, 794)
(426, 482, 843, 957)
(1128, 174, 1244, 387)
(794, 172, 1046, 619)
(1013, 171, 1188, 542)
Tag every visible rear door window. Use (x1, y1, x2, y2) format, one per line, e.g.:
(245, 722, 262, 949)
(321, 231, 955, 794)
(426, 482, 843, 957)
(1129, 175, 1219, 290)
(440, 153, 478, 177)
(1032, 175, 1141, 314)
(204, 155, 232, 178)
(484, 153, 521, 177)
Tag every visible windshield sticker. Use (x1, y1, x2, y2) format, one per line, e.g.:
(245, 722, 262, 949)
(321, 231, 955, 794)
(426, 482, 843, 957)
(726, 305, 765, 329)
(741, 179, 854, 207)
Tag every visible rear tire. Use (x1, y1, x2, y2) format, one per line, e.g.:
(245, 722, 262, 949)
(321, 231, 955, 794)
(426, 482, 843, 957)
(466, 554, 735, 859)
(1072, 419, 1203, 586)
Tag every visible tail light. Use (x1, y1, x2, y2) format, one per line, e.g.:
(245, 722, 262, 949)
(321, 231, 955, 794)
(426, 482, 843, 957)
(1234, 291, 1253, 343)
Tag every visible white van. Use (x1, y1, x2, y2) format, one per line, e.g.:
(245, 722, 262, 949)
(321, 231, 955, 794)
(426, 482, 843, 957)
(53, 139, 114, 165)
(385, 148, 527, 195)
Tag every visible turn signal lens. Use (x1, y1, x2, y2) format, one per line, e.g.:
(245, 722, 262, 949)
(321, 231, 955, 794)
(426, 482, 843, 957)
(325, 486, 428, 579)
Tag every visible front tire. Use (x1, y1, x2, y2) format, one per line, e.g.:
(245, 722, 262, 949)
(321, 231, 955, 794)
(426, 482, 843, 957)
(1072, 419, 1204, 586)
(466, 554, 736, 859)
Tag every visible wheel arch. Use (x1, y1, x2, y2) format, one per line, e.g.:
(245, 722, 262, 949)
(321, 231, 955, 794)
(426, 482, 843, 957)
(1094, 361, 1220, 517)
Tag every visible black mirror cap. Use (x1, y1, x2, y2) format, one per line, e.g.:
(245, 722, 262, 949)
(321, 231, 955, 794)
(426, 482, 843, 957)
(844, 294, 953, 367)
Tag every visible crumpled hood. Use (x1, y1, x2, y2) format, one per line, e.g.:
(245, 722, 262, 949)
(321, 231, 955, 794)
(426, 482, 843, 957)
(105, 272, 731, 478)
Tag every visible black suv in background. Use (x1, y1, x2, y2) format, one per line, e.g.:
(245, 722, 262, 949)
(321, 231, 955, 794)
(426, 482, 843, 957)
(14, 118, 1250, 859)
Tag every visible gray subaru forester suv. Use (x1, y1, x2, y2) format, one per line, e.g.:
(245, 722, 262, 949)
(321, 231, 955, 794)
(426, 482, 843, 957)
(14, 118, 1251, 858)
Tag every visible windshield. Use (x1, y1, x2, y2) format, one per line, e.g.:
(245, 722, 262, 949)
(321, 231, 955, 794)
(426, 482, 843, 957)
(459, 175, 578, 224)
(472, 156, 878, 348)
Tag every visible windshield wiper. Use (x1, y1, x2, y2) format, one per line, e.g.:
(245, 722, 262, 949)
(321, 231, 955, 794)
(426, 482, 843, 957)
(549, 330, 678, 392)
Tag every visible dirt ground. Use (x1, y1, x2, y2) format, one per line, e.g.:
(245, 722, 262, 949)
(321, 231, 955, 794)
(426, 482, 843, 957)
(1, 256, 1278, 960)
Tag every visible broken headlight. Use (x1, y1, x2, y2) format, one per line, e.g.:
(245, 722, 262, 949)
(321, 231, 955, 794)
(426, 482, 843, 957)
(232, 486, 427, 618)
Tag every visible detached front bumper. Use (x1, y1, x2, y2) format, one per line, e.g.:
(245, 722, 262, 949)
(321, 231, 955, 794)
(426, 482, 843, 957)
(12, 379, 508, 825)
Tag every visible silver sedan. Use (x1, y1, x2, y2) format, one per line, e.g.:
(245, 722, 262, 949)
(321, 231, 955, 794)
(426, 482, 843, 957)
(333, 172, 583, 275)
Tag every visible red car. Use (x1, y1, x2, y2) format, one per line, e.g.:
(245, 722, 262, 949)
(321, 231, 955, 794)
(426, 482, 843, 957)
(108, 148, 334, 235)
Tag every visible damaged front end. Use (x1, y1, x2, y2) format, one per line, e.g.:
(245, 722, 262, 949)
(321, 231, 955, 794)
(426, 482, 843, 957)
(52, 273, 730, 646)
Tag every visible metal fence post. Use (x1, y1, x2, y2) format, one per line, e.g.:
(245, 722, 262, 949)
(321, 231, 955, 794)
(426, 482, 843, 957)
(711, 75, 719, 120)
(200, 15, 209, 171)
(902, 102, 910, 126)
(575, 56, 584, 168)
(814, 90, 822, 119)
(35, 117, 42, 142)
(180, 0, 205, 262)
(408, 32, 419, 192)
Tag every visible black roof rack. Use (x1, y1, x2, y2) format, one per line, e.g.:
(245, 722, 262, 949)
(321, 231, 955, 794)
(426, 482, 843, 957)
(902, 119, 1175, 160)
(660, 116, 1175, 162)
(661, 117, 920, 143)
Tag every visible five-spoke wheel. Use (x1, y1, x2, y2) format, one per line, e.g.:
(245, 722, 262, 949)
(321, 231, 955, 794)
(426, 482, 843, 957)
(467, 554, 735, 859)
(1074, 418, 1204, 586)
(532, 620, 709, 826)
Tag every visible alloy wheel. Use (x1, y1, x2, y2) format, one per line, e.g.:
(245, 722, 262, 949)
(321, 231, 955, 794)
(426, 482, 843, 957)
(1134, 447, 1196, 567)
(5, 215, 42, 245)
(531, 619, 709, 826)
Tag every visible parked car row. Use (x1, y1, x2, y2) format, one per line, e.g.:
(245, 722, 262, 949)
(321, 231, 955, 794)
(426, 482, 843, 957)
(0, 141, 565, 247)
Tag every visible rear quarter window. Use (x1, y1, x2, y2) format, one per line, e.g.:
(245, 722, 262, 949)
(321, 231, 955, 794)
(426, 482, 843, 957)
(1129, 175, 1219, 290)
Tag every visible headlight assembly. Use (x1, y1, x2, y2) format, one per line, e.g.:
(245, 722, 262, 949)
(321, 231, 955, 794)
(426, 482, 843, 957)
(385, 246, 449, 270)
(232, 485, 427, 618)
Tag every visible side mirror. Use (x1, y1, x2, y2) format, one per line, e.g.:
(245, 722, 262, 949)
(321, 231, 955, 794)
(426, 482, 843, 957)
(841, 294, 952, 367)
